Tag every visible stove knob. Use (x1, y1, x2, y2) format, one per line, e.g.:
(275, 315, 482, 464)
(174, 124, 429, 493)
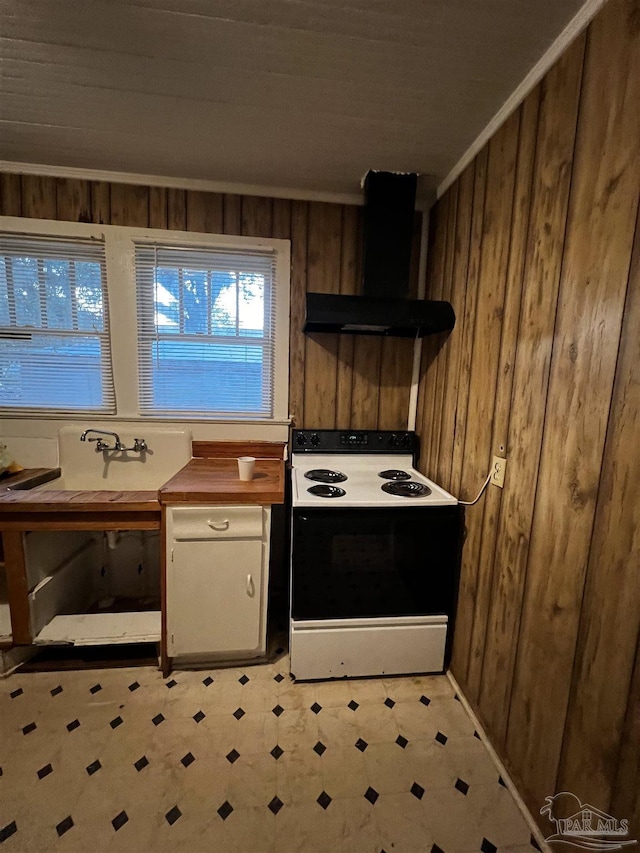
(389, 433, 400, 447)
(310, 433, 320, 447)
(296, 434, 308, 446)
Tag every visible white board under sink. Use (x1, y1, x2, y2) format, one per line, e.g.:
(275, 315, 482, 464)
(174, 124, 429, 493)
(35, 612, 161, 645)
(41, 425, 192, 491)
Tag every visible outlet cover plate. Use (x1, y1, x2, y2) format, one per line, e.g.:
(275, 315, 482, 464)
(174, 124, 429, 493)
(491, 456, 507, 488)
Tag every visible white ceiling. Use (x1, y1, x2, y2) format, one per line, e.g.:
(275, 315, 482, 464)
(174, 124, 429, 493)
(1, 0, 588, 200)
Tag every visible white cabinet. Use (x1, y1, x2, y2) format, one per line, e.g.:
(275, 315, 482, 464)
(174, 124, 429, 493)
(166, 505, 271, 660)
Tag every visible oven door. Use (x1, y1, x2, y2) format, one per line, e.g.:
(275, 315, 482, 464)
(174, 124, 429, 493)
(291, 506, 461, 620)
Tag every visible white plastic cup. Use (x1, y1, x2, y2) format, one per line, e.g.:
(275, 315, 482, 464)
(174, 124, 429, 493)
(238, 456, 256, 481)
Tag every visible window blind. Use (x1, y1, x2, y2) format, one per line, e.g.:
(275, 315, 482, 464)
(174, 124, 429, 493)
(0, 232, 115, 414)
(135, 242, 277, 418)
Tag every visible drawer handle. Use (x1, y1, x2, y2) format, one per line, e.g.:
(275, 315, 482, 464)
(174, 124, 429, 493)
(208, 519, 229, 531)
(246, 574, 254, 596)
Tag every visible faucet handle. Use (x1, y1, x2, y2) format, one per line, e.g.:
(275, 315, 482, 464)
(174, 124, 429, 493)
(134, 438, 147, 452)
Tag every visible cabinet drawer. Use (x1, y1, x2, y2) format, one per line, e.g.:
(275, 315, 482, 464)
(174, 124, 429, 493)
(170, 506, 263, 540)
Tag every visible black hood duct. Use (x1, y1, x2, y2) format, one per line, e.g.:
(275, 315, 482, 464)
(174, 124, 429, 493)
(303, 170, 455, 338)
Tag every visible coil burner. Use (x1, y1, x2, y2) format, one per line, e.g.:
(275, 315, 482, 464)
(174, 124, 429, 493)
(307, 484, 347, 498)
(378, 469, 411, 480)
(304, 469, 348, 484)
(381, 481, 432, 498)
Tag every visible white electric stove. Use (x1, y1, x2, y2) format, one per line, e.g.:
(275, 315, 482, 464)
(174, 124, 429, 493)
(289, 429, 462, 681)
(292, 453, 457, 508)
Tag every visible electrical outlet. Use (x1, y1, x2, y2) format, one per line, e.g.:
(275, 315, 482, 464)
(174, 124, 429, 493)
(491, 456, 507, 488)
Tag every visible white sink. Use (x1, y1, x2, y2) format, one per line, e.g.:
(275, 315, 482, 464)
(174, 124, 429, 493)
(39, 426, 192, 491)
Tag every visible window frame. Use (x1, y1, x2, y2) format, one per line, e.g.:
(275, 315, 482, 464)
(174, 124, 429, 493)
(135, 240, 279, 419)
(0, 228, 114, 416)
(0, 217, 291, 424)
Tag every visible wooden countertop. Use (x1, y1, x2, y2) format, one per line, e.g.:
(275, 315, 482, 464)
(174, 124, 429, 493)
(159, 458, 285, 505)
(0, 468, 162, 516)
(0, 468, 61, 491)
(0, 443, 286, 514)
(0, 488, 159, 513)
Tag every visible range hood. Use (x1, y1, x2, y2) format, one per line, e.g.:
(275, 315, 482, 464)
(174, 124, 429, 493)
(303, 170, 455, 338)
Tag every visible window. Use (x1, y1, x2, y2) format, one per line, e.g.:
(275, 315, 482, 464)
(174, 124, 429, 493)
(0, 219, 290, 424)
(0, 233, 114, 414)
(135, 243, 278, 418)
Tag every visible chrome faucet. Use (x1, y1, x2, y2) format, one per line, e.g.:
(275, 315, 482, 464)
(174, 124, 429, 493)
(80, 429, 121, 451)
(80, 429, 147, 453)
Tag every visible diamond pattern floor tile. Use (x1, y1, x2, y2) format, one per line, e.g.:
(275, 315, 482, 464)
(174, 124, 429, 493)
(0, 656, 536, 852)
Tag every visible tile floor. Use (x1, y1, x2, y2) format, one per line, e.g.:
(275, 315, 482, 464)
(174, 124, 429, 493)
(0, 653, 541, 852)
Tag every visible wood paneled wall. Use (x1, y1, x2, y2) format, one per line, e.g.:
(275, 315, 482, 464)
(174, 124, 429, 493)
(417, 0, 640, 837)
(0, 176, 416, 430)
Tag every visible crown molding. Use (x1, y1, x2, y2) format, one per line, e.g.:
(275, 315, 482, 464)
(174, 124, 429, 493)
(0, 160, 365, 207)
(437, 0, 608, 199)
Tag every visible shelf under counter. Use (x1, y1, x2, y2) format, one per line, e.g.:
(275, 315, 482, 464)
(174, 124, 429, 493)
(34, 612, 161, 646)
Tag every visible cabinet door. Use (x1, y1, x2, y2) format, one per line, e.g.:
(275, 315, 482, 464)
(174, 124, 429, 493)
(168, 539, 263, 656)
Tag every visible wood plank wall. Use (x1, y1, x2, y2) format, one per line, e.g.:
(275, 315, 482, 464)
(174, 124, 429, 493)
(417, 0, 640, 836)
(0, 178, 417, 431)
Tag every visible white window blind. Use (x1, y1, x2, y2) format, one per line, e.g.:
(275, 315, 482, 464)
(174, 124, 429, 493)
(0, 232, 115, 414)
(135, 242, 277, 418)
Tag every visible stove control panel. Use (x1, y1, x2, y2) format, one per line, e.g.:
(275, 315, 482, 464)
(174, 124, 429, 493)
(292, 429, 419, 455)
(340, 432, 369, 446)
(295, 432, 321, 447)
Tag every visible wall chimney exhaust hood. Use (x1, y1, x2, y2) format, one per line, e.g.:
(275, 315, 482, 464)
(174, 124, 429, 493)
(303, 170, 455, 338)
